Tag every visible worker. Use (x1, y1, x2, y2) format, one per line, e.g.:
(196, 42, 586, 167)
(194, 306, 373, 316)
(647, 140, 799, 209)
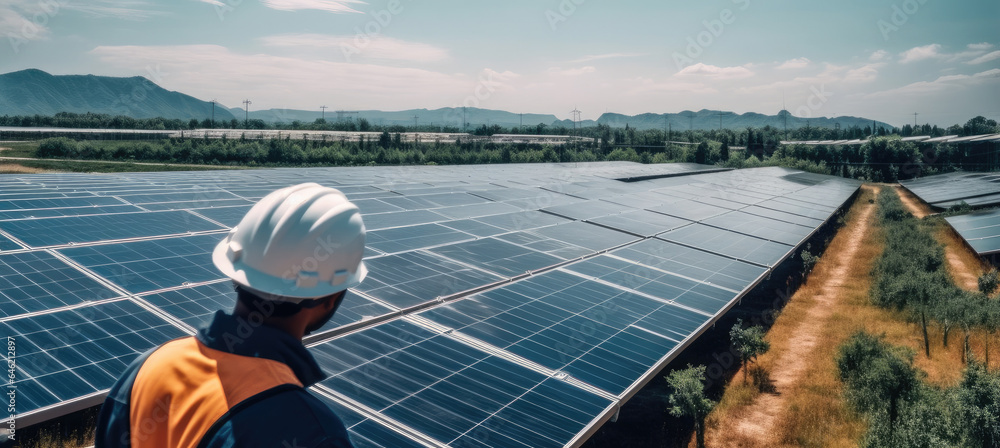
(95, 183, 367, 448)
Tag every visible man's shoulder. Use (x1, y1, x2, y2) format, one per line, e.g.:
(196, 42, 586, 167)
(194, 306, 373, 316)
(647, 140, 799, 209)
(209, 386, 353, 448)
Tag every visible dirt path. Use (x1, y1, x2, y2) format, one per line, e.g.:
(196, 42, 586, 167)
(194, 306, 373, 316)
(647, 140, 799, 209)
(896, 186, 932, 218)
(723, 186, 879, 444)
(894, 187, 982, 291)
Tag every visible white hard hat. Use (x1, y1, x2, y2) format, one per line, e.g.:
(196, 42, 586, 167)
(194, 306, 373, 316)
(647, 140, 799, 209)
(212, 183, 367, 302)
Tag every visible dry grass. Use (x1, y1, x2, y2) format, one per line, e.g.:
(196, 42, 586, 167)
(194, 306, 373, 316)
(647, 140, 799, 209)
(16, 426, 94, 448)
(704, 184, 999, 448)
(0, 163, 50, 174)
(703, 186, 880, 448)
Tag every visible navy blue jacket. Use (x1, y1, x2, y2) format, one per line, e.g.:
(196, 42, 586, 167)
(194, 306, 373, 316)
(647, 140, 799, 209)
(95, 311, 354, 448)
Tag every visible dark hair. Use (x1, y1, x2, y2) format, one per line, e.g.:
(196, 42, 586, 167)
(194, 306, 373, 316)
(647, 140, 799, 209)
(235, 285, 333, 318)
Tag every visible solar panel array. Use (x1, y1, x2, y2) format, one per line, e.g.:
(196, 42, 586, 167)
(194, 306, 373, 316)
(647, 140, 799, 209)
(900, 171, 1000, 209)
(945, 208, 1000, 256)
(0, 162, 860, 447)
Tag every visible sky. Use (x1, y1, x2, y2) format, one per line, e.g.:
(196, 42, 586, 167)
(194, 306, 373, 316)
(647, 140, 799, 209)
(1, 0, 998, 127)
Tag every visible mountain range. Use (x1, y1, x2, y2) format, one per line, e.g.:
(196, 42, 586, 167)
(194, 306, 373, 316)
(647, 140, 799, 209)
(0, 69, 892, 131)
(0, 69, 235, 122)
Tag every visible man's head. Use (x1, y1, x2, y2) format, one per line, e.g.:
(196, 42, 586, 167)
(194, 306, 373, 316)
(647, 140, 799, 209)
(213, 183, 366, 338)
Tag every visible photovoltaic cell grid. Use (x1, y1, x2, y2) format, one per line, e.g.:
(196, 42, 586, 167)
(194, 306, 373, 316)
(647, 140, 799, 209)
(0, 300, 188, 411)
(0, 163, 861, 446)
(901, 172, 1000, 209)
(945, 208, 1000, 256)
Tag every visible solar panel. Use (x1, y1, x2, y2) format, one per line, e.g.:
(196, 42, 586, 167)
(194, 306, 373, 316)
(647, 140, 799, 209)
(366, 223, 477, 255)
(428, 238, 565, 278)
(418, 269, 707, 394)
(314, 394, 432, 448)
(0, 163, 862, 445)
(588, 209, 692, 237)
(0, 251, 122, 318)
(357, 251, 504, 309)
(1, 211, 225, 248)
(945, 208, 1000, 255)
(659, 224, 794, 267)
(0, 300, 188, 418)
(58, 234, 225, 294)
(702, 211, 814, 246)
(902, 172, 1000, 209)
(0, 234, 21, 251)
(309, 318, 614, 448)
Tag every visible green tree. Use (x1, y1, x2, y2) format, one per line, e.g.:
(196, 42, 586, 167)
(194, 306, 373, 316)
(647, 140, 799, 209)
(980, 269, 999, 297)
(837, 332, 921, 431)
(665, 365, 715, 448)
(719, 141, 730, 162)
(958, 361, 1000, 447)
(730, 319, 771, 383)
(695, 141, 708, 164)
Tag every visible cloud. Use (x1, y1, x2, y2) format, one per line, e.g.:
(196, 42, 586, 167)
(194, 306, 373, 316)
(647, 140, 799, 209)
(676, 63, 753, 79)
(624, 77, 717, 96)
(87, 44, 484, 111)
(0, 0, 161, 43)
(546, 66, 597, 77)
(899, 44, 945, 63)
(566, 53, 645, 64)
(868, 68, 1000, 98)
(968, 50, 1000, 65)
(190, 0, 225, 6)
(63, 3, 165, 20)
(844, 64, 880, 83)
(869, 50, 890, 62)
(260, 34, 449, 62)
(776, 58, 811, 70)
(259, 0, 365, 13)
(967, 42, 994, 51)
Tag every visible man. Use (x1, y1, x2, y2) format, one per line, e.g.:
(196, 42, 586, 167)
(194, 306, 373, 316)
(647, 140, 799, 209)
(96, 183, 367, 448)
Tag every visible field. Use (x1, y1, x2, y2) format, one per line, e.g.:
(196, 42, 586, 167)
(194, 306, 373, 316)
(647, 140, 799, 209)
(701, 185, 997, 448)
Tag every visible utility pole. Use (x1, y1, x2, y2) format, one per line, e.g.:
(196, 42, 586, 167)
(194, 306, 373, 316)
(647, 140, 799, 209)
(913, 112, 919, 128)
(413, 115, 419, 128)
(717, 111, 732, 132)
(210, 99, 216, 128)
(320, 105, 328, 121)
(242, 99, 252, 128)
(664, 114, 668, 150)
(520, 113, 523, 132)
(782, 94, 788, 140)
(668, 121, 673, 156)
(462, 107, 467, 132)
(570, 107, 582, 158)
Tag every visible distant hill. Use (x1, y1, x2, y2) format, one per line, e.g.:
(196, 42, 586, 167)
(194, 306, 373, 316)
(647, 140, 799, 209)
(1, 69, 892, 131)
(589, 110, 893, 132)
(0, 69, 235, 121)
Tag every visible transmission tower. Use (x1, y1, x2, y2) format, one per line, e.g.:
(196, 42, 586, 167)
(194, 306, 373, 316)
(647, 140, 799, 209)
(242, 99, 252, 128)
(320, 106, 328, 121)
